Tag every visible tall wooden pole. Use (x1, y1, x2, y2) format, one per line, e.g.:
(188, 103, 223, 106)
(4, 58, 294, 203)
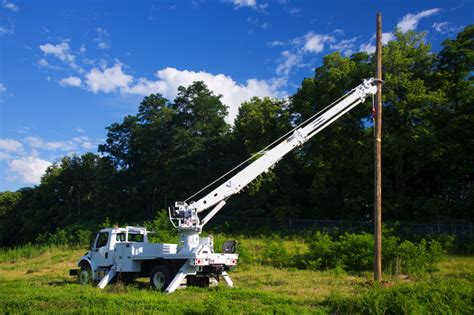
(374, 12, 383, 282)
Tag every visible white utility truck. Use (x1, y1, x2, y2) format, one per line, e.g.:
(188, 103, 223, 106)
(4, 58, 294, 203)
(70, 78, 378, 293)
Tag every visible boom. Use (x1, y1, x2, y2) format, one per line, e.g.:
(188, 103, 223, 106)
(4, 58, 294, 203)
(170, 78, 378, 232)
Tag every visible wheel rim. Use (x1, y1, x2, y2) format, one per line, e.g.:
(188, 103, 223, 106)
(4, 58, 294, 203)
(80, 270, 90, 284)
(153, 272, 165, 289)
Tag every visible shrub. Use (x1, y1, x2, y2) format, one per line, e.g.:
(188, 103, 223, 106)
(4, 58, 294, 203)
(338, 232, 374, 271)
(307, 231, 337, 269)
(306, 231, 447, 275)
(261, 235, 289, 268)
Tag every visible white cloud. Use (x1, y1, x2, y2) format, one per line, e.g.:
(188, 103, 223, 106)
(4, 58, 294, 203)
(432, 22, 449, 33)
(232, 0, 256, 8)
(432, 22, 463, 34)
(276, 50, 303, 76)
(287, 8, 302, 15)
(38, 58, 63, 70)
(81, 62, 284, 123)
(359, 42, 375, 54)
(359, 32, 396, 53)
(0, 152, 12, 160)
(24, 136, 77, 151)
(330, 37, 358, 56)
(0, 24, 14, 36)
(39, 41, 83, 72)
(95, 27, 111, 49)
(127, 67, 285, 123)
(230, 0, 267, 11)
(0, 139, 22, 152)
(8, 156, 51, 184)
(59, 76, 82, 87)
(85, 63, 134, 93)
(72, 136, 96, 150)
(40, 42, 74, 63)
(2, 0, 18, 12)
(98, 42, 110, 49)
(273, 31, 335, 77)
(303, 32, 335, 53)
(268, 40, 285, 47)
(0, 83, 6, 93)
(382, 32, 395, 45)
(397, 8, 440, 33)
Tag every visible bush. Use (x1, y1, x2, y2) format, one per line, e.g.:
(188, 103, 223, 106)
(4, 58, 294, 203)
(306, 231, 447, 275)
(261, 235, 289, 268)
(306, 231, 337, 269)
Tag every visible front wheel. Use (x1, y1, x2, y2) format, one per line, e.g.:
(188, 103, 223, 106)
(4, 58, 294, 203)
(150, 265, 171, 291)
(78, 265, 92, 285)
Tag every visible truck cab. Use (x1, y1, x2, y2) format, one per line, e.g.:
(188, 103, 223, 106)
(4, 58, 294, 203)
(89, 227, 147, 267)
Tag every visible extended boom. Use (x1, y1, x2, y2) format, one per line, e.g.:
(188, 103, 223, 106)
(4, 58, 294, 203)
(170, 78, 378, 232)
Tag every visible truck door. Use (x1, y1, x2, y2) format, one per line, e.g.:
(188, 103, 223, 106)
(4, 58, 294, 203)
(91, 231, 111, 267)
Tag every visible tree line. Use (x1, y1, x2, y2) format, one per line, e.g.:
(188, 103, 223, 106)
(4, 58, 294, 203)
(0, 27, 472, 246)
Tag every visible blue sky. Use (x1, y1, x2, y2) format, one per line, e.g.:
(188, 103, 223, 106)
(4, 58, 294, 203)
(0, 0, 472, 191)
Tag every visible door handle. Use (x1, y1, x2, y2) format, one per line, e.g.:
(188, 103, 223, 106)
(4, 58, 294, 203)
(105, 253, 108, 259)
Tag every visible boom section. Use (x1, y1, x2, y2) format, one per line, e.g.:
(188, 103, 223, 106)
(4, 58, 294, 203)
(191, 78, 377, 213)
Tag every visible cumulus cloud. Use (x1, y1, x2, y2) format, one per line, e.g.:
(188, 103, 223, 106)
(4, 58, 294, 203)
(0, 139, 23, 152)
(2, 0, 18, 12)
(39, 41, 83, 72)
(397, 8, 440, 33)
(276, 50, 303, 76)
(83, 64, 283, 123)
(40, 42, 74, 63)
(303, 33, 335, 53)
(273, 31, 335, 77)
(59, 76, 82, 87)
(85, 63, 133, 93)
(8, 156, 51, 184)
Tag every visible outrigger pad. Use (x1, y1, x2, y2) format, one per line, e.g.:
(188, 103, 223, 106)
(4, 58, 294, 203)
(222, 240, 236, 254)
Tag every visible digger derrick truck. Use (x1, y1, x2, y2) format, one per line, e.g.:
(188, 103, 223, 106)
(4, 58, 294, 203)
(70, 78, 378, 293)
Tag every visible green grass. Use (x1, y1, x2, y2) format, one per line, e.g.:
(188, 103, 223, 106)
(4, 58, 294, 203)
(0, 244, 473, 314)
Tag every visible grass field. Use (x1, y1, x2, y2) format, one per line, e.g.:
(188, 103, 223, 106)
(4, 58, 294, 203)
(0, 243, 473, 314)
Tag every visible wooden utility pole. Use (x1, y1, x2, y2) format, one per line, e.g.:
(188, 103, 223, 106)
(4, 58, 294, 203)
(374, 12, 383, 282)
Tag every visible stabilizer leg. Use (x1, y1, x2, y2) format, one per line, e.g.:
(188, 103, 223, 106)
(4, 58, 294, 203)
(165, 260, 195, 293)
(221, 271, 233, 287)
(98, 265, 117, 289)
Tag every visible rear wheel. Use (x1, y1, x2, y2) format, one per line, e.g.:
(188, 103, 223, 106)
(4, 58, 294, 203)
(150, 265, 171, 291)
(78, 264, 92, 285)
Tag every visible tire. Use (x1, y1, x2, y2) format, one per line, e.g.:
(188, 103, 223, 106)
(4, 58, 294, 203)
(150, 265, 171, 291)
(78, 264, 93, 285)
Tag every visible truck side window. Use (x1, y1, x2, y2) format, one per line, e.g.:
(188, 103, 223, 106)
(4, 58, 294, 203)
(96, 232, 109, 248)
